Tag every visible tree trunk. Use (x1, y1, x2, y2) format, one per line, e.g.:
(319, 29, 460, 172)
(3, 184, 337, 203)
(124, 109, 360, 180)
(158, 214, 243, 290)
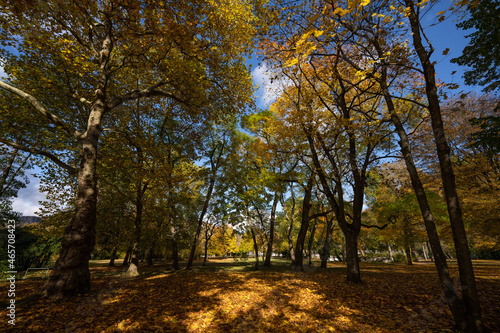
(126, 183, 145, 276)
(404, 3, 484, 331)
(186, 174, 216, 270)
(341, 238, 346, 262)
(250, 227, 259, 270)
(108, 247, 117, 267)
(422, 242, 429, 260)
(288, 224, 295, 264)
(122, 247, 132, 266)
(427, 242, 434, 261)
(387, 242, 394, 262)
(147, 242, 155, 266)
(172, 235, 179, 270)
(294, 175, 313, 272)
(411, 244, 419, 262)
(405, 246, 413, 265)
(376, 49, 466, 331)
(264, 192, 280, 266)
(41, 135, 99, 299)
(344, 227, 361, 283)
(286, 183, 296, 264)
(359, 244, 366, 258)
(306, 130, 363, 283)
(321, 219, 334, 268)
(308, 218, 318, 266)
(203, 238, 209, 266)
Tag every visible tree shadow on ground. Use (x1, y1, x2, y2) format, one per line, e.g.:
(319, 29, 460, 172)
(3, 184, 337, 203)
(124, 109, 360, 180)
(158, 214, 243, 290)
(1, 259, 498, 332)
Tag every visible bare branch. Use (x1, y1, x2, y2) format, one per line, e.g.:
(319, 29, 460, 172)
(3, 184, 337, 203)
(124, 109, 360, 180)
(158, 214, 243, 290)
(361, 223, 389, 230)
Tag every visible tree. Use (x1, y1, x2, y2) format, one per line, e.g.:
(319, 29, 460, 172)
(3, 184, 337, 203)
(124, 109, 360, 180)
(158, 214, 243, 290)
(411, 94, 500, 259)
(186, 122, 235, 270)
(451, 0, 500, 92)
(367, 162, 450, 265)
(403, 1, 485, 330)
(0, 0, 260, 298)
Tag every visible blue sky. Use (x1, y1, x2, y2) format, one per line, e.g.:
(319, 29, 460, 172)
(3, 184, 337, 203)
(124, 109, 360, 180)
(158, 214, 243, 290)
(11, 3, 481, 216)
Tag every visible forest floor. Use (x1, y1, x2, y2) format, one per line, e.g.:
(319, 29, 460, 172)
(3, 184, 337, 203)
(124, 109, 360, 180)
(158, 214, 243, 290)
(1, 259, 499, 332)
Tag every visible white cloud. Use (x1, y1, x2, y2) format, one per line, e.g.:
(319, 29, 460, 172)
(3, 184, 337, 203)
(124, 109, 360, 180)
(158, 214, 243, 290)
(251, 63, 291, 108)
(0, 56, 7, 79)
(12, 175, 46, 216)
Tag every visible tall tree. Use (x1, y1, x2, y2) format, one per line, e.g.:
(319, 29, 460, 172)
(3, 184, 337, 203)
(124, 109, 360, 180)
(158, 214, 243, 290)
(0, 0, 259, 298)
(403, 1, 485, 330)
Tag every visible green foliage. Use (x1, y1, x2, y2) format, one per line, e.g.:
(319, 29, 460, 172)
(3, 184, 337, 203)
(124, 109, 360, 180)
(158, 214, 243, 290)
(0, 226, 60, 271)
(452, 0, 500, 92)
(474, 248, 500, 260)
(468, 115, 500, 157)
(392, 253, 407, 263)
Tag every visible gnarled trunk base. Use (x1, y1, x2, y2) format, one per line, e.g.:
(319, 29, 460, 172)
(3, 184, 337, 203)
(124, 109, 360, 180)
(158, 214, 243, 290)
(40, 215, 95, 299)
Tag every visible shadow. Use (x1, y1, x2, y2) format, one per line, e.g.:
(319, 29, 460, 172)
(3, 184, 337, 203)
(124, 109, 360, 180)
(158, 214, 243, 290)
(1, 259, 498, 332)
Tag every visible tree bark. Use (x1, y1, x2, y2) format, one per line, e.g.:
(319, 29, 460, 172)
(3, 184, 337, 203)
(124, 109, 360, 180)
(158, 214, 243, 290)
(285, 183, 296, 264)
(359, 243, 365, 258)
(171, 235, 179, 270)
(250, 226, 259, 270)
(320, 219, 334, 268)
(307, 218, 318, 266)
(41, 131, 100, 298)
(108, 247, 117, 267)
(126, 181, 146, 276)
(294, 174, 313, 272)
(264, 192, 280, 266)
(387, 242, 393, 262)
(405, 246, 413, 265)
(203, 237, 209, 266)
(422, 242, 428, 260)
(412, 244, 419, 262)
(39, 22, 116, 298)
(122, 247, 132, 266)
(427, 242, 434, 261)
(147, 242, 155, 266)
(344, 227, 361, 283)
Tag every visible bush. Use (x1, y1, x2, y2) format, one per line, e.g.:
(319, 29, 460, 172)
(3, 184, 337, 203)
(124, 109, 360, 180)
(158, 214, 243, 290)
(474, 248, 500, 259)
(0, 227, 60, 271)
(233, 252, 249, 262)
(393, 253, 407, 263)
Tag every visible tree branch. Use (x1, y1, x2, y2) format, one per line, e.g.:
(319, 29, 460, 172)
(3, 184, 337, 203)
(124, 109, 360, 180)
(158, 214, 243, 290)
(0, 138, 78, 175)
(0, 80, 84, 140)
(308, 209, 334, 221)
(108, 82, 187, 110)
(70, 93, 92, 106)
(361, 223, 389, 230)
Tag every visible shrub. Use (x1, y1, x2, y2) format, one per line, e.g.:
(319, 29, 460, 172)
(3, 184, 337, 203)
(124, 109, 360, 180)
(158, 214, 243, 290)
(393, 253, 407, 263)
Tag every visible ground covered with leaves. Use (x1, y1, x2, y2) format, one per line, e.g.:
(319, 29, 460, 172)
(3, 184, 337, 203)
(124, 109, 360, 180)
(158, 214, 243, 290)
(1, 259, 499, 332)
